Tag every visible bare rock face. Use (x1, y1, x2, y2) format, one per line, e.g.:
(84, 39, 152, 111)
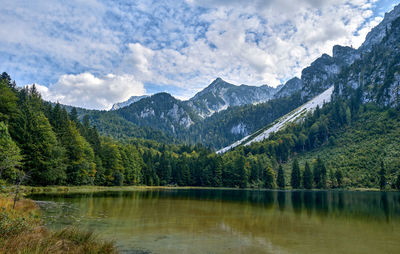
(334, 12, 400, 108)
(189, 78, 279, 118)
(274, 77, 302, 99)
(111, 95, 148, 110)
(359, 4, 400, 52)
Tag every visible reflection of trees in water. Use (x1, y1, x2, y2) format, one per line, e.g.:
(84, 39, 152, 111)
(277, 191, 286, 212)
(31, 189, 400, 223)
(291, 191, 302, 215)
(381, 192, 389, 223)
(315, 191, 329, 216)
(303, 191, 314, 217)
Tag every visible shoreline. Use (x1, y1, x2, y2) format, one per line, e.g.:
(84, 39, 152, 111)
(1, 185, 387, 197)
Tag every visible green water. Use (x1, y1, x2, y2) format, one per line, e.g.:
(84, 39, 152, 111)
(30, 189, 400, 254)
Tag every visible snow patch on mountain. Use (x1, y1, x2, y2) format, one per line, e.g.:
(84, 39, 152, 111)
(217, 86, 334, 154)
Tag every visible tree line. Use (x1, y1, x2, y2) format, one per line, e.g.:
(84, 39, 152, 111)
(1, 72, 400, 189)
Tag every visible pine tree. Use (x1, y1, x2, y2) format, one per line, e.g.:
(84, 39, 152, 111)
(101, 141, 124, 186)
(329, 168, 336, 188)
(19, 87, 67, 185)
(291, 158, 301, 189)
(315, 157, 327, 189)
(69, 107, 79, 124)
(303, 161, 313, 189)
(49, 105, 96, 185)
(0, 79, 19, 123)
(379, 160, 386, 190)
(335, 169, 344, 188)
(0, 122, 22, 181)
(213, 156, 223, 187)
(264, 166, 275, 189)
(395, 173, 400, 190)
(277, 164, 285, 189)
(158, 153, 172, 185)
(234, 155, 248, 188)
(313, 157, 327, 189)
(313, 159, 321, 188)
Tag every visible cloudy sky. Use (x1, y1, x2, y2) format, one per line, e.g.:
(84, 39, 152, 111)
(0, 0, 397, 109)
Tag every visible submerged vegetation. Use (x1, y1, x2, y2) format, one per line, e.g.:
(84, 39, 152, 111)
(0, 196, 118, 253)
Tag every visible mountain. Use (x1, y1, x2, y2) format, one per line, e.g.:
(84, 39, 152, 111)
(334, 10, 400, 107)
(185, 93, 302, 149)
(110, 78, 279, 117)
(218, 5, 400, 153)
(64, 4, 400, 152)
(115, 93, 199, 136)
(100, 77, 282, 142)
(274, 77, 302, 98)
(217, 86, 334, 154)
(187, 78, 279, 117)
(359, 4, 400, 52)
(110, 95, 149, 110)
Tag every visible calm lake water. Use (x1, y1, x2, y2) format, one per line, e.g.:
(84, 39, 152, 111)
(30, 189, 400, 254)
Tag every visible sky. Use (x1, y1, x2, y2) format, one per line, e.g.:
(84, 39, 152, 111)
(0, 0, 397, 110)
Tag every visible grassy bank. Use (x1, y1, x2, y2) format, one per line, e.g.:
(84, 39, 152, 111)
(0, 196, 118, 254)
(0, 185, 209, 196)
(1, 185, 386, 198)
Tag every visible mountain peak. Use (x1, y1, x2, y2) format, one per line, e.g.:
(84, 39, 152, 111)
(110, 95, 149, 110)
(359, 3, 400, 52)
(208, 77, 232, 88)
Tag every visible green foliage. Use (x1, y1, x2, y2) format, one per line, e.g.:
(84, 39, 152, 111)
(0, 79, 19, 123)
(290, 158, 301, 189)
(0, 207, 33, 237)
(264, 166, 275, 189)
(277, 164, 285, 189)
(1, 70, 399, 190)
(0, 122, 22, 182)
(314, 157, 327, 189)
(303, 161, 313, 189)
(236, 86, 400, 189)
(379, 160, 386, 190)
(335, 168, 344, 188)
(395, 173, 400, 190)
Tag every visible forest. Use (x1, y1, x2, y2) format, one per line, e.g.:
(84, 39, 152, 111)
(1, 72, 400, 190)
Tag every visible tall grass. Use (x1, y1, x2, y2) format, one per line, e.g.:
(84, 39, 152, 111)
(0, 197, 118, 254)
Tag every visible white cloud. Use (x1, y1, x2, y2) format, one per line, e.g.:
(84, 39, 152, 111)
(1, 0, 393, 102)
(118, 0, 386, 94)
(34, 73, 146, 110)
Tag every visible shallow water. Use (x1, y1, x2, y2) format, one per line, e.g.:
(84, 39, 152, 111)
(30, 189, 400, 254)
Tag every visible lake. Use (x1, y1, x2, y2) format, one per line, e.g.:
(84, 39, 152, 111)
(30, 188, 400, 254)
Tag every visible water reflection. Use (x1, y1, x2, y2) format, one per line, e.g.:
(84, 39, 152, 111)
(277, 191, 286, 212)
(31, 189, 400, 254)
(32, 189, 400, 222)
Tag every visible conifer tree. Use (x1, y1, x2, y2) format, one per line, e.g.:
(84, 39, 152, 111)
(101, 141, 124, 186)
(329, 168, 336, 188)
(264, 166, 275, 189)
(395, 173, 400, 190)
(277, 164, 285, 189)
(291, 158, 301, 189)
(19, 87, 67, 185)
(0, 79, 19, 123)
(303, 161, 313, 189)
(314, 157, 327, 189)
(335, 169, 344, 188)
(213, 156, 223, 187)
(379, 160, 386, 190)
(0, 122, 22, 181)
(49, 104, 96, 185)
